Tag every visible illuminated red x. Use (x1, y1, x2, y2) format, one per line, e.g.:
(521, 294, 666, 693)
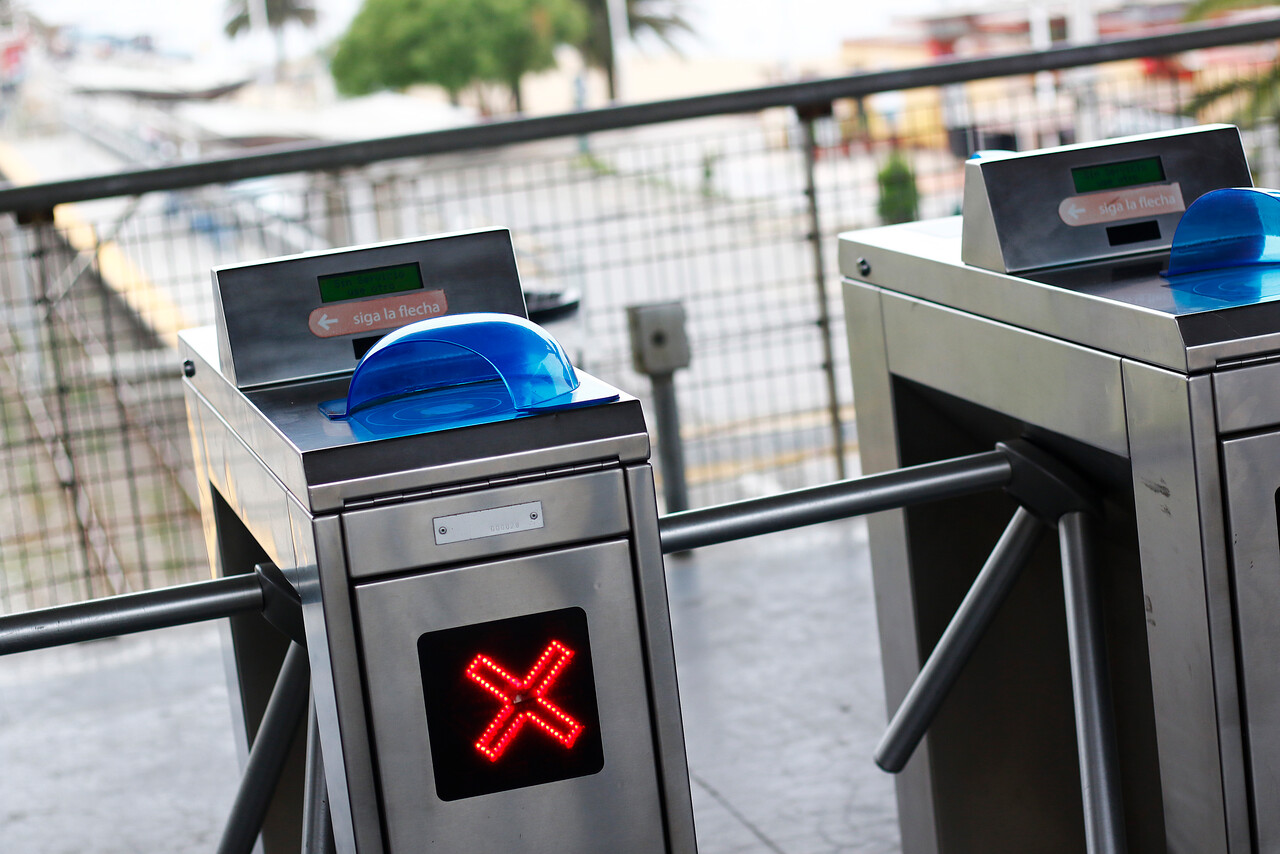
(465, 639, 584, 762)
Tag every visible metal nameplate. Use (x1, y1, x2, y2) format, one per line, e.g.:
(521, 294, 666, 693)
(433, 501, 544, 545)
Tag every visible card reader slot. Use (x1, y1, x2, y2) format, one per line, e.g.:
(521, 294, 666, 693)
(1106, 220, 1160, 246)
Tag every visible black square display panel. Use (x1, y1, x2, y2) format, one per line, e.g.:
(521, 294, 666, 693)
(418, 606, 604, 801)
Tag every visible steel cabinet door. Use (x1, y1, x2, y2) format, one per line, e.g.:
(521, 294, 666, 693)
(1222, 431, 1280, 852)
(353, 538, 667, 854)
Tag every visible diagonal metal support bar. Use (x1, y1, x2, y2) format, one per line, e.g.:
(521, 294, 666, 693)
(302, 705, 337, 854)
(218, 641, 311, 854)
(45, 196, 144, 306)
(874, 505, 1046, 772)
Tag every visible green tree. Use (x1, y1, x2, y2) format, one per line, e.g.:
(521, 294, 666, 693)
(486, 0, 586, 111)
(331, 0, 584, 112)
(1182, 0, 1280, 126)
(224, 0, 318, 74)
(578, 0, 694, 102)
(877, 151, 919, 225)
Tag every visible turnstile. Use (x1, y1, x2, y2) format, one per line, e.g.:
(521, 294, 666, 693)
(180, 229, 696, 854)
(841, 124, 1280, 853)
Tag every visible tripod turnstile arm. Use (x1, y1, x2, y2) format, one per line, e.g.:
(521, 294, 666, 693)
(870, 451, 1127, 854)
(1060, 511, 1127, 854)
(874, 505, 1046, 773)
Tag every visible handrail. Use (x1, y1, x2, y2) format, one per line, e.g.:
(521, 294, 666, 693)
(1, 18, 1276, 214)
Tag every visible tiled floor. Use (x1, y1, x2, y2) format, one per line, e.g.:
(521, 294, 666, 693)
(0, 519, 899, 853)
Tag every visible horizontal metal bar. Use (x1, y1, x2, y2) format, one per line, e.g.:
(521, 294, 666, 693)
(0, 573, 264, 656)
(659, 450, 1012, 553)
(0, 20, 1274, 213)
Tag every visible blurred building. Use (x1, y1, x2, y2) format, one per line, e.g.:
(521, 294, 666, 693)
(839, 0, 1280, 156)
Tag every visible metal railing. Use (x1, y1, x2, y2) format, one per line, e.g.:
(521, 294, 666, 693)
(2, 21, 1279, 609)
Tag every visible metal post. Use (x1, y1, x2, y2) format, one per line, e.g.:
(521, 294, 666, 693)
(1059, 511, 1127, 854)
(875, 506, 1045, 772)
(798, 110, 848, 480)
(627, 303, 693, 514)
(659, 449, 1012, 553)
(651, 372, 689, 513)
(218, 642, 312, 854)
(0, 572, 265, 655)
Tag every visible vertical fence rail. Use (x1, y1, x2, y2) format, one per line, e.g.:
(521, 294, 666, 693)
(798, 108, 848, 481)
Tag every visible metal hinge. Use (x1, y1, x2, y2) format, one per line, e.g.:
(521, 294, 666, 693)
(1214, 351, 1280, 371)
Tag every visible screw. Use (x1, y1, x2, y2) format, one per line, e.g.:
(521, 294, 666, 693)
(438, 526, 447, 535)
(530, 511, 538, 520)
(857, 257, 871, 277)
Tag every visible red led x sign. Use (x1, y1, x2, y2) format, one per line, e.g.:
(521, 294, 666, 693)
(420, 607, 603, 800)
(465, 639, 585, 762)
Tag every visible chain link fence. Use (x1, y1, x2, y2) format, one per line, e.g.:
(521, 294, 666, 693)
(1, 29, 1278, 611)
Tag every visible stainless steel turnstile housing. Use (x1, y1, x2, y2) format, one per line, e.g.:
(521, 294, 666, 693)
(841, 125, 1280, 853)
(180, 229, 695, 854)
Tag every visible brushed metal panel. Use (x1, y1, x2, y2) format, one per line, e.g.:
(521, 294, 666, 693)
(290, 503, 360, 854)
(842, 279, 940, 854)
(624, 464, 697, 854)
(309, 515, 386, 854)
(1221, 431, 1280, 853)
(840, 221, 1196, 373)
(1122, 362, 1239, 853)
(1214, 359, 1280, 434)
(881, 292, 1129, 457)
(354, 540, 666, 854)
(342, 469, 629, 577)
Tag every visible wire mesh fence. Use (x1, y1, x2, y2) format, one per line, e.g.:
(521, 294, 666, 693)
(1, 36, 1278, 611)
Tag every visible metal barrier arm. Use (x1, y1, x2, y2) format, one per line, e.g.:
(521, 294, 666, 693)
(658, 449, 1013, 554)
(872, 441, 1127, 854)
(0, 563, 302, 655)
(218, 641, 311, 854)
(874, 505, 1046, 772)
(1060, 512, 1126, 854)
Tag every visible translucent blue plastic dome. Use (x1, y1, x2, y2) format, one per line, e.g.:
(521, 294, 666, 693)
(1166, 187, 1280, 276)
(344, 312, 581, 416)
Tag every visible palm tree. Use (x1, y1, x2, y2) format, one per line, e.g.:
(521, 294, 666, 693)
(224, 0, 318, 77)
(1182, 0, 1280, 126)
(578, 0, 694, 102)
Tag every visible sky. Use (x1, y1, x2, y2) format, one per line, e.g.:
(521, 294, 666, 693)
(28, 0, 964, 68)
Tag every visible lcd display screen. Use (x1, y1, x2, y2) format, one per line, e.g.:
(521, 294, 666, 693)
(419, 607, 604, 801)
(318, 262, 424, 303)
(1071, 157, 1166, 194)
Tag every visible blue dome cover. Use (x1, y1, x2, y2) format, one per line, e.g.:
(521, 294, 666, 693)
(342, 312, 586, 417)
(1166, 187, 1280, 276)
